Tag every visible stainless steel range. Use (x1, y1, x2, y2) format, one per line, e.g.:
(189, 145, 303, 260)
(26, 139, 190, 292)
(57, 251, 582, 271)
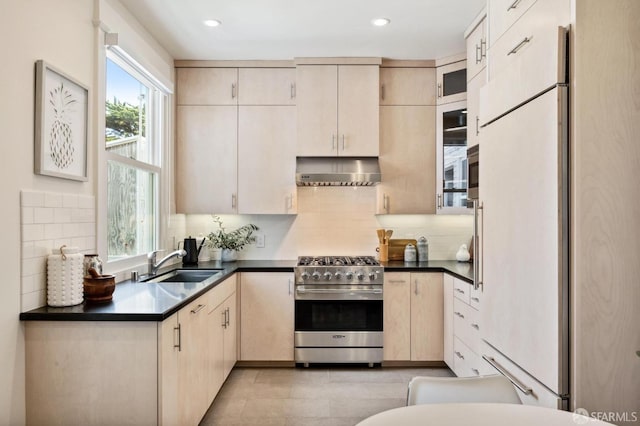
(294, 256, 384, 366)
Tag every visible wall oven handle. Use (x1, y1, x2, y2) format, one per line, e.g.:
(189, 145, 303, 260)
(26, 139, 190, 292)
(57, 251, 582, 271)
(296, 288, 382, 294)
(482, 355, 533, 395)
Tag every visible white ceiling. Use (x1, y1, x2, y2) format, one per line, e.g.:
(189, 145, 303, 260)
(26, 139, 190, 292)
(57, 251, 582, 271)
(120, 0, 486, 61)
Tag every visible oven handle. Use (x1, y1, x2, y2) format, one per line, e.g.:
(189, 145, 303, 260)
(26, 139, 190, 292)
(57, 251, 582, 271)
(296, 288, 383, 295)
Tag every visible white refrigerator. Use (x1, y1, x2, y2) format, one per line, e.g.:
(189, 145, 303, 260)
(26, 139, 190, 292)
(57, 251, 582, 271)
(478, 28, 569, 408)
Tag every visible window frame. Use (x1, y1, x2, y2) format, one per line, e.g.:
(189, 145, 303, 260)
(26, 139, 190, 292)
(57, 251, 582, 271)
(99, 46, 171, 273)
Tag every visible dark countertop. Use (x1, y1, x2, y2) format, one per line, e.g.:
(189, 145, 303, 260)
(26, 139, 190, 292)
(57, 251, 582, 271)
(20, 259, 473, 322)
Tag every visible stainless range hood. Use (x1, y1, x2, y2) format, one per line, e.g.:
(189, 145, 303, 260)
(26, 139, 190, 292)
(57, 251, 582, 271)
(296, 157, 382, 186)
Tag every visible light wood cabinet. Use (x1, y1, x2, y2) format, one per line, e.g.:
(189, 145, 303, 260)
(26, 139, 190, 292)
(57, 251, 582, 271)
(465, 15, 487, 83)
(176, 105, 238, 213)
(436, 60, 467, 105)
(465, 12, 487, 150)
(444, 275, 489, 378)
(178, 293, 211, 426)
(25, 277, 240, 425)
(176, 67, 238, 105)
(383, 273, 411, 360)
(296, 64, 379, 156)
(240, 272, 294, 361)
(377, 105, 436, 214)
(466, 68, 484, 149)
(379, 67, 436, 106)
(207, 275, 237, 399)
(238, 68, 296, 105)
(25, 322, 160, 425)
(411, 273, 444, 361)
(481, 88, 563, 392)
(383, 272, 443, 362)
(238, 106, 297, 214)
(443, 274, 454, 368)
(487, 0, 537, 48)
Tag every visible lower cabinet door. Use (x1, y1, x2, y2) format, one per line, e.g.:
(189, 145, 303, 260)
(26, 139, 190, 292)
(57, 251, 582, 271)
(410, 273, 444, 361)
(240, 272, 294, 361)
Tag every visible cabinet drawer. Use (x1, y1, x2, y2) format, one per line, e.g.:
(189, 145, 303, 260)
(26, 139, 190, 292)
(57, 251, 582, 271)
(453, 336, 472, 377)
(470, 284, 482, 310)
(453, 278, 471, 304)
(453, 297, 472, 343)
(488, 0, 538, 48)
(466, 307, 482, 356)
(481, 341, 564, 408)
(483, 0, 570, 123)
(489, 0, 569, 81)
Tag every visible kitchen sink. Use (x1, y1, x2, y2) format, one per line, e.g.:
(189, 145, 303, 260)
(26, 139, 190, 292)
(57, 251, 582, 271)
(145, 269, 223, 283)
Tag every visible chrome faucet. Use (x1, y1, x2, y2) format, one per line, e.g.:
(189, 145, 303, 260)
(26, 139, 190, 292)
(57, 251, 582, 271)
(147, 249, 187, 276)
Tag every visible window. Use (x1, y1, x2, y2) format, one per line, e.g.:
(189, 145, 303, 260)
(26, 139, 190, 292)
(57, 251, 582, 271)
(105, 51, 166, 262)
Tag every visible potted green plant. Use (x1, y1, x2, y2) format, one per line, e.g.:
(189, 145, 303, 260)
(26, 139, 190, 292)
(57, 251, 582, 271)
(206, 216, 259, 262)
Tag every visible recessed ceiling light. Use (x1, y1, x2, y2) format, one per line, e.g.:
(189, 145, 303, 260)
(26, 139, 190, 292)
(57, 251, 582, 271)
(203, 19, 221, 27)
(371, 18, 390, 27)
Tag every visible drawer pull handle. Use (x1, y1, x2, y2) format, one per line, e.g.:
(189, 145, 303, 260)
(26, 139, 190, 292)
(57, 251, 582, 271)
(455, 288, 465, 294)
(455, 351, 465, 360)
(471, 323, 480, 330)
(482, 355, 533, 395)
(471, 297, 480, 302)
(471, 368, 480, 375)
(507, 0, 523, 11)
(454, 311, 465, 319)
(388, 280, 406, 284)
(190, 304, 206, 314)
(508, 36, 532, 56)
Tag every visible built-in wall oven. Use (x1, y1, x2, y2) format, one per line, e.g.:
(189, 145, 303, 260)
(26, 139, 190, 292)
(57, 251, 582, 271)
(294, 256, 383, 366)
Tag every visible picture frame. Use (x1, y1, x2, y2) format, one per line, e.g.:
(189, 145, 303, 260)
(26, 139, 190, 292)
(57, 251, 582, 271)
(34, 60, 88, 181)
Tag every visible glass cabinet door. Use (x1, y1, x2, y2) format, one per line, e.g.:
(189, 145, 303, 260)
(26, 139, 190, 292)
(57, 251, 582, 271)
(436, 60, 467, 105)
(436, 100, 471, 214)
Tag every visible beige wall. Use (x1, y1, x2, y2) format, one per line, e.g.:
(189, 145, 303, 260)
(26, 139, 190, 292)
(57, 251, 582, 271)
(0, 1, 174, 423)
(0, 1, 95, 423)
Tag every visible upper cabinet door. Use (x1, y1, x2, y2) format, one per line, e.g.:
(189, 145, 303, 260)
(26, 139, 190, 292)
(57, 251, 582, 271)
(238, 68, 296, 105)
(337, 65, 379, 156)
(176, 68, 238, 105)
(436, 61, 467, 105)
(380, 67, 436, 106)
(296, 65, 339, 156)
(238, 106, 297, 214)
(176, 106, 238, 214)
(488, 0, 538, 48)
(466, 16, 487, 82)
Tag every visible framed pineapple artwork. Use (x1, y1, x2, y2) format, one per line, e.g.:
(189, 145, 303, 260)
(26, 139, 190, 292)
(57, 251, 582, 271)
(34, 60, 88, 181)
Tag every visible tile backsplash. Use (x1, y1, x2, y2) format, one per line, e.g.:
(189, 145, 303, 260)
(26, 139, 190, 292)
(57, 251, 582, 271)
(20, 190, 95, 312)
(183, 187, 473, 260)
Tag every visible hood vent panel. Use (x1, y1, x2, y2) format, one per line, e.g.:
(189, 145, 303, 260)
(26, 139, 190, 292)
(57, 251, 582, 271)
(296, 157, 382, 187)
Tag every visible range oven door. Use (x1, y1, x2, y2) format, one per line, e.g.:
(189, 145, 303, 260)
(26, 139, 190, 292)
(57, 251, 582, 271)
(295, 299, 383, 333)
(294, 285, 383, 364)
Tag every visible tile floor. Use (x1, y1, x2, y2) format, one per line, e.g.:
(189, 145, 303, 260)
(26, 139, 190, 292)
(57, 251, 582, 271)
(200, 366, 454, 426)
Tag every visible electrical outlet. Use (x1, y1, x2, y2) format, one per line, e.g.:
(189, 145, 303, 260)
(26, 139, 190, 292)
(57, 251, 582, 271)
(255, 233, 265, 248)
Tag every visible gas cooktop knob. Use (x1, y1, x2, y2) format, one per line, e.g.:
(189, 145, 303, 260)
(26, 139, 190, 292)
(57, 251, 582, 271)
(300, 272, 310, 280)
(312, 271, 321, 280)
(334, 271, 343, 279)
(345, 271, 354, 280)
(323, 272, 333, 280)
(356, 272, 365, 280)
(369, 272, 377, 280)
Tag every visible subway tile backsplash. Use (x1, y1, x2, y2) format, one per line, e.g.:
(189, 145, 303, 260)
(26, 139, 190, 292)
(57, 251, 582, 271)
(20, 190, 95, 312)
